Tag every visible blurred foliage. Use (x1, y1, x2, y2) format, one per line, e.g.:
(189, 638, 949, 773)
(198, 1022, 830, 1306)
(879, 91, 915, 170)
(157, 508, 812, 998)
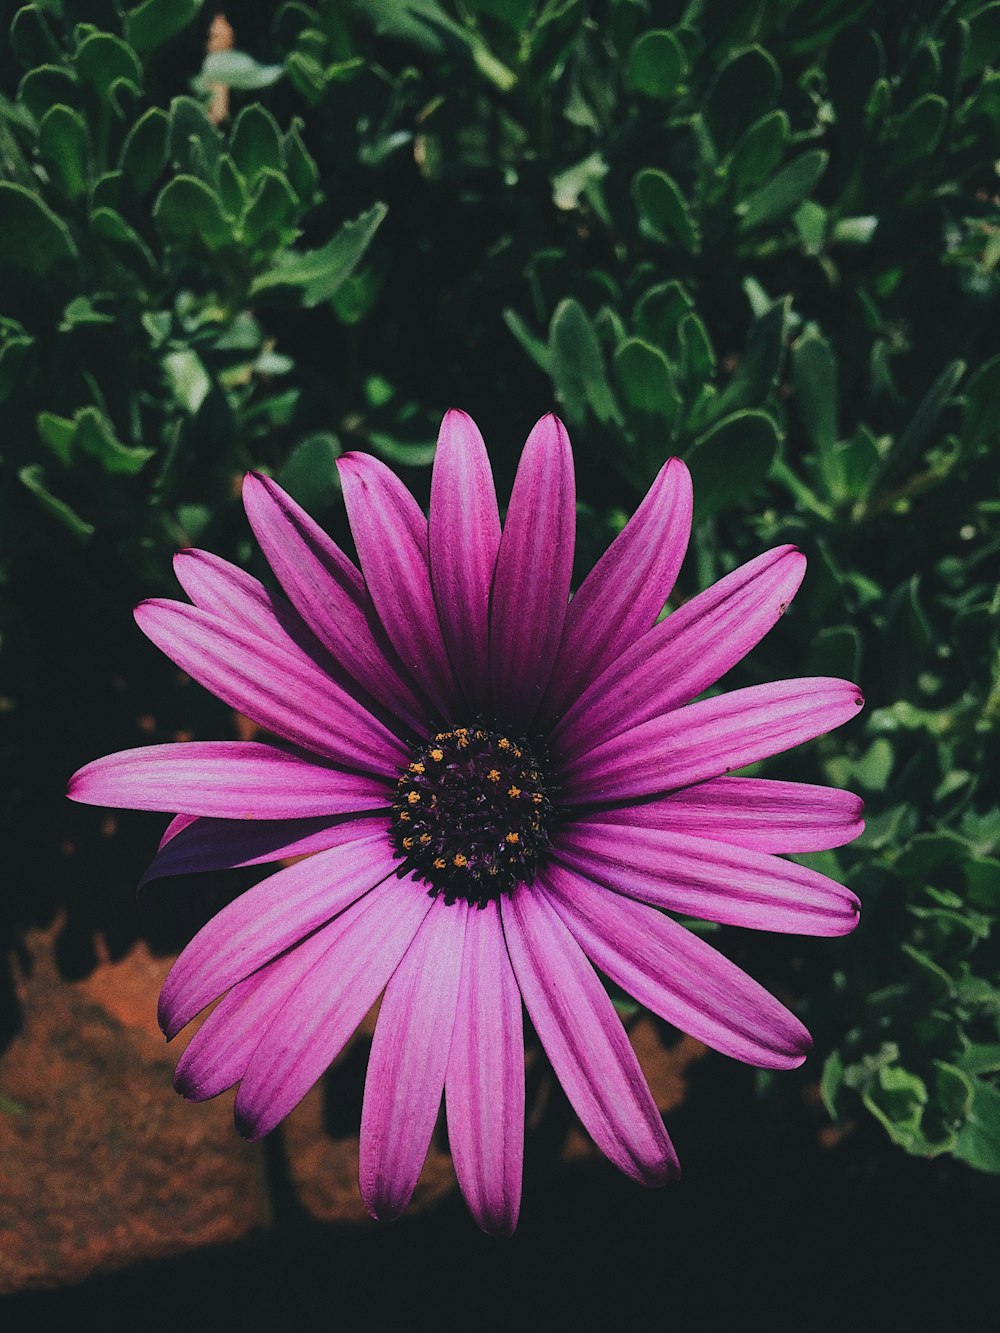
(1, 0, 998, 1174)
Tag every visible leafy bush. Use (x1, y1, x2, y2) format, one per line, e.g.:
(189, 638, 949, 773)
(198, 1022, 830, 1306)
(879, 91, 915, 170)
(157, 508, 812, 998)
(2, 0, 998, 1173)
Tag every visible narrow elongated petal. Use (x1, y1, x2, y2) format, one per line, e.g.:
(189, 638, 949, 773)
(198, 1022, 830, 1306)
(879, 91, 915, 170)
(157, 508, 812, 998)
(501, 884, 678, 1186)
(554, 821, 860, 935)
(159, 813, 197, 848)
(242, 473, 428, 730)
(68, 742, 389, 818)
(555, 546, 806, 758)
(338, 452, 458, 716)
(543, 864, 811, 1068)
(158, 825, 395, 1038)
(445, 900, 524, 1237)
(591, 776, 865, 853)
(173, 912, 345, 1101)
(561, 677, 864, 804)
(141, 812, 383, 886)
(235, 874, 434, 1141)
(429, 410, 501, 708)
(490, 415, 575, 725)
(135, 599, 407, 775)
(542, 457, 692, 721)
(360, 898, 468, 1221)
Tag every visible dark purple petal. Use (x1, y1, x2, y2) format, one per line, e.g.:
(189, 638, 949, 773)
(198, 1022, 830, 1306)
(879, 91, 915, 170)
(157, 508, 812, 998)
(429, 410, 501, 710)
(135, 599, 407, 775)
(554, 820, 860, 935)
(158, 813, 197, 848)
(338, 451, 458, 717)
(360, 898, 468, 1222)
(561, 677, 865, 804)
(555, 546, 806, 758)
(173, 913, 345, 1102)
(157, 824, 396, 1038)
(542, 456, 692, 721)
(490, 415, 575, 726)
(68, 742, 389, 818)
(501, 884, 679, 1186)
(234, 873, 434, 1141)
(242, 472, 428, 731)
(445, 899, 524, 1237)
(543, 864, 811, 1068)
(141, 812, 384, 886)
(591, 776, 865, 853)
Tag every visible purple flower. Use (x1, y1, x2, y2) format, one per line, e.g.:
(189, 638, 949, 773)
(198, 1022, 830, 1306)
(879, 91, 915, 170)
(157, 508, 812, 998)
(68, 411, 864, 1235)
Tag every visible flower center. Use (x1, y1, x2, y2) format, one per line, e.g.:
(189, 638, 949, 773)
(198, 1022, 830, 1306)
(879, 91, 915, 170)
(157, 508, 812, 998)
(390, 726, 554, 906)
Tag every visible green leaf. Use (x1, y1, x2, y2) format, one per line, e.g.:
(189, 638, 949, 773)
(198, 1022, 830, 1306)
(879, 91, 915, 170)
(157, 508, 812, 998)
(728, 110, 789, 203)
(90, 207, 157, 273)
(18, 465, 94, 541)
(962, 353, 1000, 449)
(821, 1048, 845, 1119)
(711, 297, 788, 420)
(217, 154, 249, 217)
(892, 94, 948, 166)
(958, 1044, 1000, 1076)
(59, 295, 116, 332)
(278, 432, 342, 511)
(197, 49, 285, 91)
(250, 202, 387, 304)
(284, 124, 320, 204)
(0, 181, 79, 275)
(954, 1080, 1000, 1173)
(168, 96, 222, 179)
(503, 308, 551, 374)
(686, 410, 780, 520)
(153, 175, 233, 249)
(37, 411, 76, 464)
(18, 64, 78, 122)
(10, 5, 60, 68)
(961, 3, 1000, 81)
(75, 32, 143, 97)
(0, 333, 34, 403)
(75, 407, 155, 475)
(127, 0, 202, 51)
(678, 311, 716, 382)
(230, 104, 284, 186)
(548, 298, 622, 428)
(614, 338, 681, 422)
(863, 1064, 927, 1149)
(625, 30, 687, 99)
(871, 359, 966, 490)
(706, 46, 780, 153)
(633, 168, 699, 252)
(120, 107, 169, 195)
(162, 349, 211, 414)
(38, 104, 90, 200)
(633, 281, 693, 351)
(241, 168, 299, 248)
(737, 151, 828, 231)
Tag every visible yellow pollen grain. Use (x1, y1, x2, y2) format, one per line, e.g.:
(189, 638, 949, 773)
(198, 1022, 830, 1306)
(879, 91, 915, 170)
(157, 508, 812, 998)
(455, 727, 469, 736)
(513, 748, 522, 759)
(419, 833, 431, 845)
(434, 857, 447, 869)
(398, 811, 411, 822)
(488, 865, 499, 876)
(505, 831, 520, 844)
(487, 769, 501, 782)
(407, 791, 420, 804)
(457, 737, 469, 749)
(429, 748, 444, 762)
(474, 730, 485, 740)
(532, 793, 544, 804)
(453, 853, 468, 867)
(498, 737, 511, 750)
(402, 837, 414, 850)
(508, 786, 521, 798)
(408, 762, 425, 774)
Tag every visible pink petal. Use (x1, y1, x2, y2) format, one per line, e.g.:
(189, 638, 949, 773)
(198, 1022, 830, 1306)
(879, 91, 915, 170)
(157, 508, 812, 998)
(158, 813, 197, 849)
(234, 873, 434, 1141)
(444, 900, 524, 1237)
(338, 451, 458, 718)
(429, 410, 501, 710)
(544, 863, 811, 1068)
(135, 599, 407, 775)
(561, 677, 865, 804)
(242, 473, 428, 731)
(141, 812, 382, 886)
(541, 456, 692, 721)
(158, 824, 396, 1038)
(555, 546, 806, 759)
(501, 884, 679, 1186)
(173, 913, 345, 1101)
(360, 898, 468, 1221)
(554, 820, 860, 936)
(67, 742, 389, 818)
(591, 776, 865, 853)
(490, 415, 576, 726)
